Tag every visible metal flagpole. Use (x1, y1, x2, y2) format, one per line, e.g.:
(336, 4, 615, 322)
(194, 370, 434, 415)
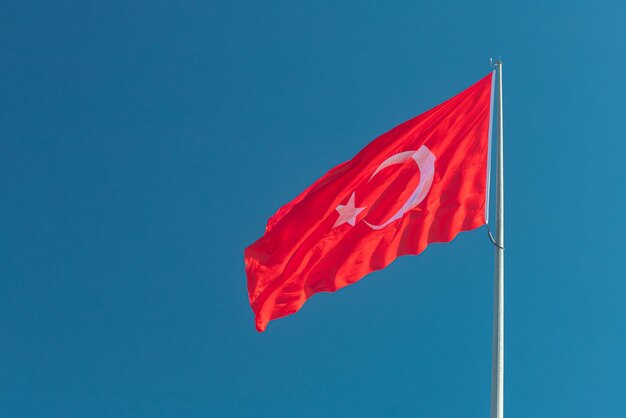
(490, 60, 505, 418)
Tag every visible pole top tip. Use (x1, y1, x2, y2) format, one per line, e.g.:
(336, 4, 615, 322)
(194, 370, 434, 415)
(490, 57, 503, 67)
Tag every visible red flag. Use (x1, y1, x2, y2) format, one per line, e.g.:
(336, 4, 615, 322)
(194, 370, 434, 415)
(245, 72, 495, 332)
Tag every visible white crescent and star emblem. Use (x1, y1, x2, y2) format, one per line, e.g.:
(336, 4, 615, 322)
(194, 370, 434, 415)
(333, 145, 436, 230)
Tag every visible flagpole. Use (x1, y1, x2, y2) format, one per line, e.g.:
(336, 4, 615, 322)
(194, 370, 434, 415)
(490, 60, 505, 418)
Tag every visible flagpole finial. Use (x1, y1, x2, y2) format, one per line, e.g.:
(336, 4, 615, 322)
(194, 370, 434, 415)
(490, 57, 503, 68)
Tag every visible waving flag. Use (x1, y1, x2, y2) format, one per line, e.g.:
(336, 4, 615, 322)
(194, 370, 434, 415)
(245, 72, 495, 332)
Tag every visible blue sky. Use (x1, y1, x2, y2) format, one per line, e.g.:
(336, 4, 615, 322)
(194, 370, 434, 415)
(2, 1, 625, 417)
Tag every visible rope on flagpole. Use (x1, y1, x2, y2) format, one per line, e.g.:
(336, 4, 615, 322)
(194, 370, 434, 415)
(487, 57, 504, 253)
(487, 224, 504, 250)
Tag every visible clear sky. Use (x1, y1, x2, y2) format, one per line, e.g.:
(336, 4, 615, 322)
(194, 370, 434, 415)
(2, 1, 625, 417)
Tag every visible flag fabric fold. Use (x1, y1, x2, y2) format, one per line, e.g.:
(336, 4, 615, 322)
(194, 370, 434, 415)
(245, 72, 495, 332)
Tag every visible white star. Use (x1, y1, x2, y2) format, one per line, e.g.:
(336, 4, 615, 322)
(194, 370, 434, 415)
(333, 192, 366, 228)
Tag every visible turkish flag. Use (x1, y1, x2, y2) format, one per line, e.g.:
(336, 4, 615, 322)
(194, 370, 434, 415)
(245, 72, 495, 332)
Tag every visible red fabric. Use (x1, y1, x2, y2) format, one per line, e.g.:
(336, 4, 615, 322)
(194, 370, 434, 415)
(245, 73, 494, 332)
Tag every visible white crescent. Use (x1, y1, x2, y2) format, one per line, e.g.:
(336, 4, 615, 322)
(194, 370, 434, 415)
(364, 145, 436, 230)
